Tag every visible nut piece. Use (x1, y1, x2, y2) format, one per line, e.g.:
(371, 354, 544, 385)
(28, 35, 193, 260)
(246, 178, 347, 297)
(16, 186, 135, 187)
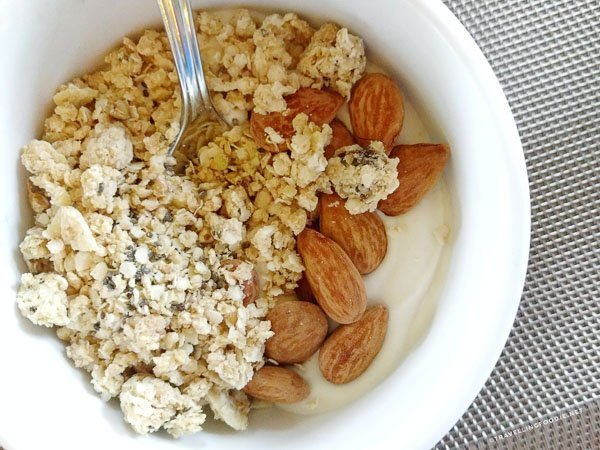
(378, 144, 450, 216)
(242, 270, 260, 307)
(26, 258, 53, 274)
(324, 119, 356, 159)
(319, 305, 389, 384)
(349, 73, 404, 152)
(320, 193, 387, 274)
(243, 366, 310, 404)
(251, 87, 344, 152)
(297, 228, 367, 324)
(265, 301, 328, 364)
(27, 180, 50, 213)
(221, 259, 260, 306)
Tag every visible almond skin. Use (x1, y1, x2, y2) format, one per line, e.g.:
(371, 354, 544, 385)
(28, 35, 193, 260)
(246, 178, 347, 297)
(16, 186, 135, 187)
(265, 301, 328, 364)
(243, 366, 310, 403)
(319, 305, 389, 384)
(320, 193, 387, 274)
(251, 88, 344, 152)
(324, 119, 356, 159)
(297, 228, 367, 324)
(378, 144, 450, 216)
(349, 73, 404, 152)
(295, 272, 316, 303)
(306, 197, 320, 229)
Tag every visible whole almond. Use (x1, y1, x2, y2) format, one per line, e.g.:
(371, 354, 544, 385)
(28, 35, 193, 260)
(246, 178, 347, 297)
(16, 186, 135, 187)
(324, 119, 356, 159)
(243, 366, 310, 403)
(319, 305, 389, 384)
(349, 73, 404, 152)
(265, 301, 328, 364)
(221, 259, 259, 306)
(297, 228, 367, 324)
(320, 193, 387, 274)
(378, 144, 450, 216)
(251, 88, 344, 152)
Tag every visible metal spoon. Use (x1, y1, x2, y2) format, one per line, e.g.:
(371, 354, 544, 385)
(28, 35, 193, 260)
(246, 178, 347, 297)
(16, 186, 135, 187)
(157, 0, 227, 157)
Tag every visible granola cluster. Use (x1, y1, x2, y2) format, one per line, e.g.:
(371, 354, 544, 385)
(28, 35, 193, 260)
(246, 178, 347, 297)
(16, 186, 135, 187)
(327, 142, 400, 214)
(19, 131, 274, 436)
(197, 10, 366, 117)
(15, 9, 393, 437)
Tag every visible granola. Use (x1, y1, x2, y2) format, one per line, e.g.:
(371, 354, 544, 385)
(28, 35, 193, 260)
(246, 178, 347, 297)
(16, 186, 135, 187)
(16, 9, 399, 437)
(327, 142, 400, 214)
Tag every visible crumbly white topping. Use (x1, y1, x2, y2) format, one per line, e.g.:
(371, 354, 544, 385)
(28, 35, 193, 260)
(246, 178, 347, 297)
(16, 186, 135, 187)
(327, 142, 400, 214)
(80, 125, 133, 170)
(195, 10, 364, 117)
(17, 273, 69, 327)
(120, 373, 243, 436)
(206, 387, 250, 431)
(163, 404, 207, 438)
(46, 206, 102, 254)
(297, 23, 367, 98)
(81, 164, 122, 213)
(119, 374, 188, 435)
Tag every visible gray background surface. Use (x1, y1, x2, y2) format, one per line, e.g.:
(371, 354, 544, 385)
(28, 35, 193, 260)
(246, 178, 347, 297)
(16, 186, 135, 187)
(437, 0, 599, 448)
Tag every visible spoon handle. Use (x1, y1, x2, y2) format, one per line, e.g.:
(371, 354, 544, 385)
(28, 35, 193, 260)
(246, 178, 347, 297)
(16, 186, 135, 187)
(157, 0, 213, 123)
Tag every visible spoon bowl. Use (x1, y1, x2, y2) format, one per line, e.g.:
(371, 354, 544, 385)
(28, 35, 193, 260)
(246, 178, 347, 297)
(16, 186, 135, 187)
(157, 0, 228, 157)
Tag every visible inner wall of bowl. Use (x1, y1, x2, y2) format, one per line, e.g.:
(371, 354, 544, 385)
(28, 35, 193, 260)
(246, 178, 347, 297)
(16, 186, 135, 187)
(0, 1, 527, 450)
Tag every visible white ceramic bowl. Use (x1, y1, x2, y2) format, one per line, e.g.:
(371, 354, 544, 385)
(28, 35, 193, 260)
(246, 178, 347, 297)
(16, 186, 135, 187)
(0, 0, 530, 449)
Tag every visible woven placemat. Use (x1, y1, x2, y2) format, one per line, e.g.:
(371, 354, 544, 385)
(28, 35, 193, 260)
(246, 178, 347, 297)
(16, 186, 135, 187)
(437, 0, 600, 448)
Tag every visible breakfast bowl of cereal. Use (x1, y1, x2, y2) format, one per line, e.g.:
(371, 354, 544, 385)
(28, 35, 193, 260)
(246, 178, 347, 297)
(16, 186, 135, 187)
(0, 0, 529, 449)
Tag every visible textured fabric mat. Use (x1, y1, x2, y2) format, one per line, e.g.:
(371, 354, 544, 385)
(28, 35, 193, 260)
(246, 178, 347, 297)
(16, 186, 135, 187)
(437, 0, 600, 448)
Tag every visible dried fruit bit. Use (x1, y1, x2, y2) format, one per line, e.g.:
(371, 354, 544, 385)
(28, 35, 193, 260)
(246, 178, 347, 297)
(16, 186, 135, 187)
(349, 73, 404, 152)
(250, 88, 344, 152)
(221, 259, 260, 306)
(319, 305, 389, 384)
(243, 366, 310, 403)
(297, 228, 367, 324)
(378, 144, 450, 216)
(320, 193, 387, 274)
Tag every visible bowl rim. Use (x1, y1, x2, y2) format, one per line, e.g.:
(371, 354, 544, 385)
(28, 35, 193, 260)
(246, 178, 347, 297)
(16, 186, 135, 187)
(403, 0, 531, 446)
